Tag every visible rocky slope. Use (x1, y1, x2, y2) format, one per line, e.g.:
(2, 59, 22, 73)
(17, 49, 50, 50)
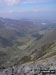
(0, 55, 56, 75)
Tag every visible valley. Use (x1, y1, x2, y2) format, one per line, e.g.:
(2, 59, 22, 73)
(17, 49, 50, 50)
(0, 17, 56, 70)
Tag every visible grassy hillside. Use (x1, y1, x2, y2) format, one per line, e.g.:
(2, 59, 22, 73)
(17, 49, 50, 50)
(26, 29, 56, 52)
(0, 18, 43, 67)
(17, 42, 56, 65)
(18, 29, 56, 64)
(0, 17, 56, 68)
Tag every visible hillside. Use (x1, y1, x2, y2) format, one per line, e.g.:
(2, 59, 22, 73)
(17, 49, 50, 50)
(10, 29, 56, 66)
(0, 42, 56, 75)
(21, 29, 56, 64)
(0, 17, 42, 67)
(26, 29, 56, 52)
(0, 17, 56, 68)
(38, 29, 56, 45)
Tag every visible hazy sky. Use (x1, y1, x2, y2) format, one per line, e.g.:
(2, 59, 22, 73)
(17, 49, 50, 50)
(0, 0, 56, 20)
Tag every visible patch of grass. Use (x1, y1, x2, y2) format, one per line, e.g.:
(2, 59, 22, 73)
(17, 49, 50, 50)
(42, 42, 55, 55)
(43, 51, 56, 59)
(19, 56, 31, 64)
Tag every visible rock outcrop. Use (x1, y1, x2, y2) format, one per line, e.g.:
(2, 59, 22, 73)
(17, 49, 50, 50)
(0, 55, 56, 75)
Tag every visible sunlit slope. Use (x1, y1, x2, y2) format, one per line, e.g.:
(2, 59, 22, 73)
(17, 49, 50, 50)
(38, 29, 56, 45)
(26, 29, 56, 52)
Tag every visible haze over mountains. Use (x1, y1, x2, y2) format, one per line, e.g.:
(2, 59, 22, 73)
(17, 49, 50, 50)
(0, 17, 56, 69)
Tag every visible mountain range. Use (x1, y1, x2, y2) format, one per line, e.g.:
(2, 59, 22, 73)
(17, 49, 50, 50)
(0, 17, 56, 68)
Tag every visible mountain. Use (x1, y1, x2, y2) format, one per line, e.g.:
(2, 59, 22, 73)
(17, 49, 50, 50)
(0, 17, 56, 68)
(38, 29, 56, 45)
(0, 17, 41, 67)
(24, 29, 56, 62)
